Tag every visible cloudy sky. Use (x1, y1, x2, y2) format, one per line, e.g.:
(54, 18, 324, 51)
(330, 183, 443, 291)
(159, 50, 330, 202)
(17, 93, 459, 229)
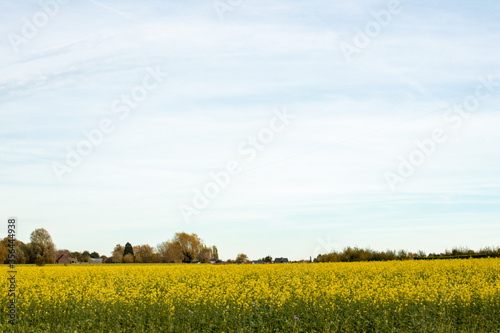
(1, 0, 499, 260)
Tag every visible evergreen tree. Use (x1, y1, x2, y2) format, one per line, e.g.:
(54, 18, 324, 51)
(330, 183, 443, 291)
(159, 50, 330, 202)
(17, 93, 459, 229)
(123, 242, 134, 257)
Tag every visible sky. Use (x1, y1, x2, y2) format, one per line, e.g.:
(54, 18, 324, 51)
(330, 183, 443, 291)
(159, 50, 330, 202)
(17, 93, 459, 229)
(1, 0, 499, 261)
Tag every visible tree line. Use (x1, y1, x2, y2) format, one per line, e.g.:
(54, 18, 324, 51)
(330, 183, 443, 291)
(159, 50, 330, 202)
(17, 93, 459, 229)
(315, 246, 500, 263)
(109, 232, 219, 264)
(0, 228, 55, 265)
(0, 228, 221, 265)
(4, 227, 498, 265)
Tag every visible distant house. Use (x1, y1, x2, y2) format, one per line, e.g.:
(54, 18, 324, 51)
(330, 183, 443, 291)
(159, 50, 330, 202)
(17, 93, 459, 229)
(252, 260, 263, 264)
(70, 258, 78, 264)
(56, 254, 71, 264)
(88, 258, 103, 264)
(209, 259, 217, 264)
(274, 257, 289, 263)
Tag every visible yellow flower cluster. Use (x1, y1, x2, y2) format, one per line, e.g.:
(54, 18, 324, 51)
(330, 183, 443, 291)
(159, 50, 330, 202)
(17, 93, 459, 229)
(1, 259, 499, 332)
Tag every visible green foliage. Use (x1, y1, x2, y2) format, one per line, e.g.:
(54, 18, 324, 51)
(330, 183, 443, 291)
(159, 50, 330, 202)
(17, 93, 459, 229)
(317, 246, 500, 263)
(316, 247, 406, 262)
(123, 242, 134, 257)
(71, 251, 84, 262)
(35, 256, 46, 266)
(262, 255, 273, 263)
(211, 245, 219, 260)
(29, 228, 55, 265)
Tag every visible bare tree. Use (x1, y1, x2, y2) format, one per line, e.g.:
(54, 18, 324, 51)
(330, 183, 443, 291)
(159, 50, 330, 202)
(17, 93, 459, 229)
(123, 253, 134, 263)
(173, 232, 203, 263)
(197, 246, 212, 263)
(157, 241, 183, 263)
(235, 253, 249, 263)
(112, 244, 124, 263)
(134, 244, 154, 263)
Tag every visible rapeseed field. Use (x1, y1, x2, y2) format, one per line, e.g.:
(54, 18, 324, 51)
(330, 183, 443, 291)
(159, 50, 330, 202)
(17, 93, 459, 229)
(1, 259, 500, 332)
